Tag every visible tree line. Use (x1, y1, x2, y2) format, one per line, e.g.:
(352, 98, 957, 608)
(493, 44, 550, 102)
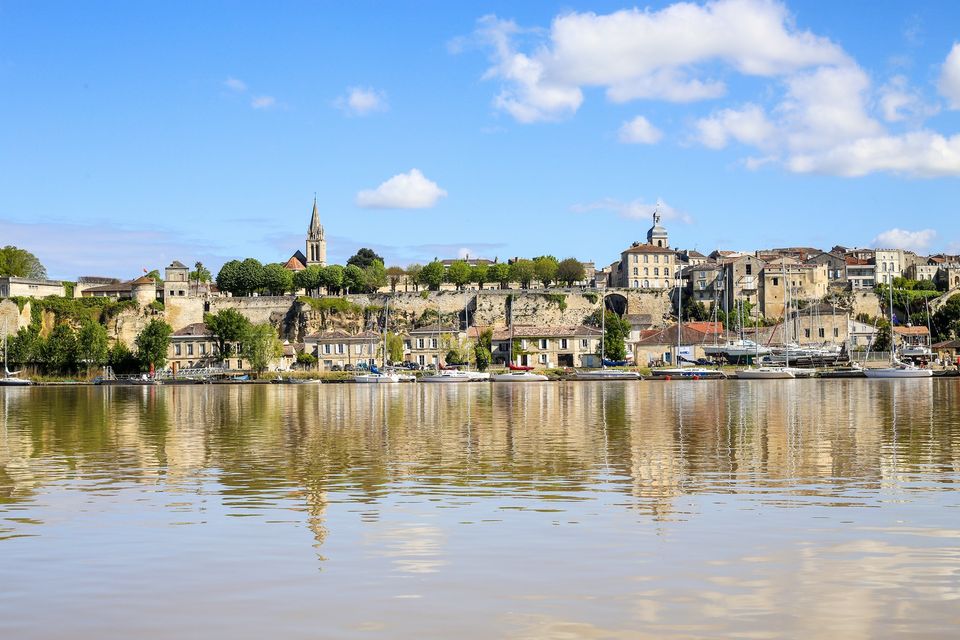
(214, 248, 590, 297)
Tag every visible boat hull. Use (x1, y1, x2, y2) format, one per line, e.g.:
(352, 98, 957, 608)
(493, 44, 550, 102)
(573, 370, 642, 380)
(490, 372, 548, 382)
(864, 368, 934, 379)
(736, 368, 796, 379)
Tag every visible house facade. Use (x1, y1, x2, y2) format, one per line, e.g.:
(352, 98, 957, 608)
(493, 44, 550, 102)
(0, 276, 65, 299)
(759, 259, 829, 319)
(491, 325, 603, 368)
(304, 330, 380, 370)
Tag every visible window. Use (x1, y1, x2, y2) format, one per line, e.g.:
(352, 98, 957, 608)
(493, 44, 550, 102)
(654, 254, 660, 264)
(417, 338, 425, 349)
(539, 354, 548, 364)
(833, 328, 839, 338)
(664, 266, 670, 276)
(699, 271, 706, 278)
(633, 267, 638, 276)
(324, 344, 331, 354)
(355, 344, 363, 354)
(773, 277, 779, 286)
(539, 338, 548, 349)
(633, 254, 638, 263)
(643, 280, 650, 288)
(643, 255, 649, 263)
(337, 344, 344, 354)
(633, 280, 639, 288)
(746, 264, 753, 275)
(199, 344, 206, 355)
(418, 355, 425, 365)
(237, 360, 243, 369)
(581, 339, 588, 348)
(430, 338, 437, 349)
(644, 267, 649, 276)
(174, 344, 181, 356)
(804, 328, 811, 338)
(560, 338, 568, 349)
(819, 328, 825, 338)
(187, 343, 194, 356)
(654, 268, 659, 276)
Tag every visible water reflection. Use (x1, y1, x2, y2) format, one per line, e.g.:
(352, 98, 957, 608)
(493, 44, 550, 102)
(2, 380, 960, 638)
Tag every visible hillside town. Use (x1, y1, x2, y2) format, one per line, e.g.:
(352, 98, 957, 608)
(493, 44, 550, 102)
(3, 199, 960, 378)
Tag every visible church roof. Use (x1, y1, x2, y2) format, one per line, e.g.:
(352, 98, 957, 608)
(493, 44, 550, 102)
(285, 251, 307, 271)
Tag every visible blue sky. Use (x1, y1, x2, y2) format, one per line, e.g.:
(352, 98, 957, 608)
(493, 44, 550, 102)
(1, 0, 959, 279)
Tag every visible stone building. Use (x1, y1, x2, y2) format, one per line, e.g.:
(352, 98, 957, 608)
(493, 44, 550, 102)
(167, 322, 292, 372)
(759, 258, 829, 319)
(614, 211, 677, 289)
(807, 251, 847, 286)
(304, 330, 379, 370)
(81, 275, 159, 305)
(405, 326, 460, 367)
(163, 261, 190, 299)
(682, 264, 722, 305)
(905, 263, 939, 283)
(845, 257, 876, 290)
(633, 322, 725, 366)
(490, 325, 603, 368)
(0, 276, 65, 299)
(721, 255, 765, 310)
(874, 248, 905, 285)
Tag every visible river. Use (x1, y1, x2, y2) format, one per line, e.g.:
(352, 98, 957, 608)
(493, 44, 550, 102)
(2, 381, 959, 638)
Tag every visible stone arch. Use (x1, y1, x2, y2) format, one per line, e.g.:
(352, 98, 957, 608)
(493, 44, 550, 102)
(605, 293, 628, 316)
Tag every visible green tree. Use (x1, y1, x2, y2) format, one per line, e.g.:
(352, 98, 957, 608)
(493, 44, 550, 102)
(216, 260, 242, 295)
(363, 260, 388, 293)
(296, 352, 317, 369)
(447, 260, 472, 290)
(7, 327, 44, 366)
(76, 321, 109, 374)
(418, 260, 446, 291)
(204, 309, 251, 360)
(873, 318, 892, 352)
(473, 327, 493, 371)
(471, 264, 489, 289)
(262, 263, 294, 295)
(489, 262, 511, 289)
(347, 248, 384, 270)
(509, 259, 536, 289)
(107, 341, 139, 374)
(239, 258, 265, 295)
(190, 261, 212, 293)
(931, 294, 960, 342)
(597, 311, 630, 362)
(321, 265, 345, 295)
(343, 264, 366, 294)
(135, 319, 173, 370)
(557, 258, 586, 286)
(0, 245, 47, 279)
(386, 332, 404, 363)
(43, 324, 78, 373)
(294, 265, 321, 295)
(533, 256, 559, 287)
(386, 266, 406, 292)
(242, 323, 283, 376)
(406, 264, 423, 291)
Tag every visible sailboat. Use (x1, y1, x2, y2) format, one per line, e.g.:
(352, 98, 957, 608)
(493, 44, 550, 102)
(737, 325, 796, 379)
(864, 282, 933, 379)
(421, 301, 472, 383)
(1, 320, 32, 387)
(491, 299, 547, 382)
(573, 293, 641, 380)
(353, 300, 400, 383)
(650, 274, 725, 379)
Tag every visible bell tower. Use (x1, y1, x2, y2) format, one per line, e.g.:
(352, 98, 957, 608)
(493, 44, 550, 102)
(646, 207, 668, 248)
(306, 197, 327, 266)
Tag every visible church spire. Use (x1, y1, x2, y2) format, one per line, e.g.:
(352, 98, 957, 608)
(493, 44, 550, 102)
(308, 195, 322, 239)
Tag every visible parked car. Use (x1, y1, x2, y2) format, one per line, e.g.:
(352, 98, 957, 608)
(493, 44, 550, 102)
(344, 364, 355, 372)
(331, 364, 342, 372)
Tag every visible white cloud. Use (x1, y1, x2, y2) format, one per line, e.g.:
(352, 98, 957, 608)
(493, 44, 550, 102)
(356, 169, 448, 209)
(465, 1, 960, 177)
(871, 228, 937, 252)
(571, 198, 692, 224)
(224, 77, 247, 92)
(788, 131, 960, 178)
(618, 116, 662, 144)
(694, 103, 775, 149)
(939, 43, 960, 109)
(250, 95, 276, 110)
(879, 75, 937, 122)
(471, 0, 846, 122)
(335, 86, 389, 116)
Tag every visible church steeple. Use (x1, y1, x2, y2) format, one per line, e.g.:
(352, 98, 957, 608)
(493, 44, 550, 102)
(305, 196, 327, 266)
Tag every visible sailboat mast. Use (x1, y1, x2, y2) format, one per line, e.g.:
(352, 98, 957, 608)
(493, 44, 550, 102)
(600, 292, 605, 368)
(676, 274, 682, 369)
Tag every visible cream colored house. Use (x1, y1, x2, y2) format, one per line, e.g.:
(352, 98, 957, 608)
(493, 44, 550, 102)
(874, 249, 905, 285)
(904, 264, 939, 283)
(304, 330, 380, 370)
(794, 303, 848, 344)
(491, 325, 603, 368)
(0, 276, 65, 299)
